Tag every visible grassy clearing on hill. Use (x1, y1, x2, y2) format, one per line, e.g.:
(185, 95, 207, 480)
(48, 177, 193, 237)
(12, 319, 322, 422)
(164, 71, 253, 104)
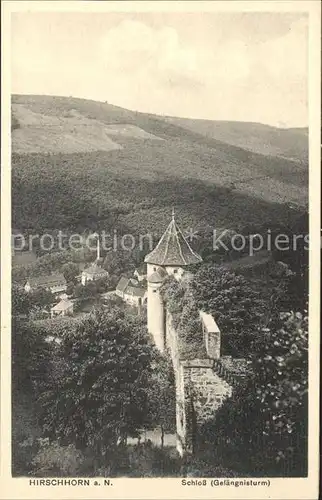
(12, 103, 164, 154)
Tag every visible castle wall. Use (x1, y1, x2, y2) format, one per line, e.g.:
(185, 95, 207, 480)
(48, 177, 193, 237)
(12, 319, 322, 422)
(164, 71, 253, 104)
(182, 359, 232, 427)
(165, 310, 233, 456)
(200, 311, 221, 360)
(165, 311, 186, 455)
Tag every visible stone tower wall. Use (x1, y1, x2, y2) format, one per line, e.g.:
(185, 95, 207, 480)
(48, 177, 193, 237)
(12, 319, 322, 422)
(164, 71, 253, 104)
(146, 263, 166, 351)
(147, 282, 165, 352)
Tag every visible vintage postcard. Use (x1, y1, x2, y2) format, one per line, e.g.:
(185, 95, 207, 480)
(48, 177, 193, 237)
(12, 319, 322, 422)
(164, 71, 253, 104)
(1, 1, 320, 499)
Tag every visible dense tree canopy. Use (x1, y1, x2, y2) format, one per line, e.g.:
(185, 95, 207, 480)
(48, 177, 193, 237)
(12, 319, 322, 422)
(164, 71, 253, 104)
(12, 285, 33, 317)
(37, 307, 156, 461)
(192, 266, 266, 333)
(145, 355, 176, 447)
(12, 318, 53, 394)
(200, 310, 308, 476)
(161, 265, 279, 358)
(61, 262, 79, 283)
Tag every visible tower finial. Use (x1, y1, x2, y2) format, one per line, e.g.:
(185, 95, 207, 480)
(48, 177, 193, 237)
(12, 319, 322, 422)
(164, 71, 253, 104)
(97, 236, 100, 261)
(172, 206, 175, 220)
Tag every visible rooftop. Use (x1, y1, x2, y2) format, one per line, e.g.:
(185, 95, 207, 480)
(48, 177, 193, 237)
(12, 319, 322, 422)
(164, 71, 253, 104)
(144, 213, 202, 267)
(125, 285, 146, 298)
(116, 276, 146, 298)
(148, 268, 168, 283)
(27, 273, 66, 287)
(83, 261, 108, 277)
(51, 299, 73, 311)
(116, 276, 130, 293)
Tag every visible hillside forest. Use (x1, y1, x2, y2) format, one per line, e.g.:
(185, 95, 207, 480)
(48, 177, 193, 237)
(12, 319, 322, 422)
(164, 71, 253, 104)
(11, 95, 309, 477)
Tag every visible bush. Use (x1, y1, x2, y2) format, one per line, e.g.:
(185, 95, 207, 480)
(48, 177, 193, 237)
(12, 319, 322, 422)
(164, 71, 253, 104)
(32, 441, 85, 477)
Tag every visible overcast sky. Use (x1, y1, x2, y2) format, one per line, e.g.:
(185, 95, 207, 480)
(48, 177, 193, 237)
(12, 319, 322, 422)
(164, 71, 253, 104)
(11, 12, 308, 127)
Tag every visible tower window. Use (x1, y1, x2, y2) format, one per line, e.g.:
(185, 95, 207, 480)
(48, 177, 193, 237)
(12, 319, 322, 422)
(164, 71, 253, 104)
(173, 269, 178, 274)
(153, 290, 157, 293)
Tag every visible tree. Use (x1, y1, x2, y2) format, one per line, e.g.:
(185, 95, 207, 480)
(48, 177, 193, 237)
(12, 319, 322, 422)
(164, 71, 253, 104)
(12, 282, 53, 313)
(73, 283, 85, 299)
(271, 212, 308, 313)
(30, 287, 54, 309)
(73, 281, 97, 299)
(38, 307, 154, 465)
(251, 311, 308, 474)
(276, 267, 308, 314)
(200, 310, 308, 476)
(12, 285, 32, 317)
(95, 276, 111, 294)
(12, 318, 53, 394)
(145, 354, 176, 448)
(191, 266, 266, 357)
(61, 262, 79, 283)
(103, 249, 136, 285)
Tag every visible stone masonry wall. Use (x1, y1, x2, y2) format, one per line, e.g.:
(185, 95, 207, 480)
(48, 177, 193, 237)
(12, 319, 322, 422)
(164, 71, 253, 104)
(182, 360, 232, 425)
(165, 311, 233, 456)
(165, 311, 187, 455)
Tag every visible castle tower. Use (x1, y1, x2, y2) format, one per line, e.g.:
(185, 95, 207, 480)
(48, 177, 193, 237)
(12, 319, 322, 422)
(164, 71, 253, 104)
(144, 210, 202, 352)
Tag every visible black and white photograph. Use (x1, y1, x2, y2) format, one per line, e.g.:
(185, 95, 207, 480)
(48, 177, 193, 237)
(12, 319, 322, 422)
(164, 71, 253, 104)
(1, 1, 320, 498)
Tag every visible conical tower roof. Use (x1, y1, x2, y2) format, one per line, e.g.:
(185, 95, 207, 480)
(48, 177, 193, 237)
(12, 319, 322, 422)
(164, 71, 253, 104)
(144, 212, 202, 267)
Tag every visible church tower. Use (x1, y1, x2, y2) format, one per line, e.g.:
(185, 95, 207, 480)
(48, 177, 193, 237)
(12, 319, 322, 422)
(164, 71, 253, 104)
(144, 210, 202, 352)
(81, 236, 108, 286)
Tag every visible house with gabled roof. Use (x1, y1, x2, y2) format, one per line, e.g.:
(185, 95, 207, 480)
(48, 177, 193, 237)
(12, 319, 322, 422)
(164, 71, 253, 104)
(24, 273, 67, 294)
(115, 276, 147, 307)
(116, 276, 130, 298)
(50, 298, 74, 318)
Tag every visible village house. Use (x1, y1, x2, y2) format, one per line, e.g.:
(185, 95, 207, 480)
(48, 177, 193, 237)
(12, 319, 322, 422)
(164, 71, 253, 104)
(115, 276, 147, 307)
(50, 298, 74, 318)
(81, 238, 108, 285)
(24, 273, 67, 294)
(81, 262, 109, 285)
